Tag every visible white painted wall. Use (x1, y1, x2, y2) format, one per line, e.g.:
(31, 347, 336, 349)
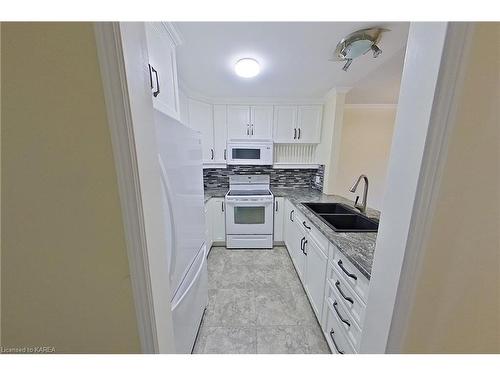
(401, 22, 500, 353)
(333, 105, 397, 210)
(360, 22, 449, 353)
(318, 89, 347, 195)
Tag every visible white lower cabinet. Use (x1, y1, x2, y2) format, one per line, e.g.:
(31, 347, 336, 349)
(283, 199, 327, 320)
(273, 197, 285, 242)
(211, 198, 226, 243)
(303, 237, 328, 320)
(282, 198, 370, 354)
(204, 202, 212, 252)
(324, 298, 356, 354)
(205, 198, 226, 249)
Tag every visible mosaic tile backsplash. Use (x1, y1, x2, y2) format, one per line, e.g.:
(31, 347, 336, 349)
(203, 165, 325, 191)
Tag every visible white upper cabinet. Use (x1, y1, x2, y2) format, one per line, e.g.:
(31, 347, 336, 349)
(145, 23, 180, 120)
(213, 105, 228, 163)
(273, 106, 298, 142)
(250, 106, 273, 139)
(227, 105, 250, 140)
(297, 105, 323, 143)
(188, 98, 214, 163)
(273, 104, 323, 144)
(227, 105, 273, 141)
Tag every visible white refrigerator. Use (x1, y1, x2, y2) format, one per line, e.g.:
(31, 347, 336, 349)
(154, 109, 208, 354)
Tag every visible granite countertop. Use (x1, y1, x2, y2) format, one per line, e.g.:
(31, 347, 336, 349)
(204, 187, 379, 280)
(204, 188, 228, 203)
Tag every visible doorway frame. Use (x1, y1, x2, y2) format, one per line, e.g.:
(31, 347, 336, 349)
(360, 22, 474, 353)
(93, 21, 474, 354)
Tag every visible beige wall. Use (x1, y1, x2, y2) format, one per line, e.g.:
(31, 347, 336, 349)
(333, 106, 396, 210)
(402, 22, 500, 353)
(1, 22, 140, 353)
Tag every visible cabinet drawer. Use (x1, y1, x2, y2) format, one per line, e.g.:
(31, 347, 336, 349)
(326, 266, 366, 328)
(324, 299, 356, 354)
(294, 207, 329, 252)
(325, 293, 362, 351)
(332, 250, 370, 303)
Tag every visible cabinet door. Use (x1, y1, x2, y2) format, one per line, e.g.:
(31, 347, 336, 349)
(213, 105, 228, 163)
(283, 199, 295, 250)
(188, 98, 214, 163)
(273, 105, 298, 143)
(304, 237, 328, 320)
(250, 106, 273, 140)
(204, 202, 212, 251)
(273, 197, 285, 242)
(145, 23, 180, 120)
(293, 220, 307, 283)
(211, 198, 226, 242)
(296, 105, 323, 143)
(227, 105, 250, 140)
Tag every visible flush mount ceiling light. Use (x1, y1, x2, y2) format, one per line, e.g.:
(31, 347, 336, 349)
(331, 27, 390, 71)
(234, 58, 260, 78)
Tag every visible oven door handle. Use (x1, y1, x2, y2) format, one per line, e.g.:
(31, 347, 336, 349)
(225, 200, 273, 207)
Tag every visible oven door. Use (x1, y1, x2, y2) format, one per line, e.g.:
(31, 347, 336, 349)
(225, 199, 273, 235)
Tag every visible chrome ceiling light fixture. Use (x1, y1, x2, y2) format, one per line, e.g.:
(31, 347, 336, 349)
(331, 27, 390, 71)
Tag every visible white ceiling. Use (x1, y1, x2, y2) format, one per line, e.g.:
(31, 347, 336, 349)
(174, 22, 409, 103)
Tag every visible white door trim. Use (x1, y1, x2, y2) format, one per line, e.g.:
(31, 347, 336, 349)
(359, 22, 475, 353)
(385, 22, 475, 353)
(93, 22, 175, 353)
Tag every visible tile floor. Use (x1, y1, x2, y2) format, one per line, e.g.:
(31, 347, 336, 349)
(193, 246, 330, 354)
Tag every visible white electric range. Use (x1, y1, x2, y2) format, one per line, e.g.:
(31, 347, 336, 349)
(225, 175, 274, 249)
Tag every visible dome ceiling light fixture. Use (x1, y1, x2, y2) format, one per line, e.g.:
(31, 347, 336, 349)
(234, 58, 261, 78)
(331, 27, 390, 72)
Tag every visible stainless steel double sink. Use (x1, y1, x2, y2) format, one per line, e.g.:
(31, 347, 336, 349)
(302, 202, 379, 233)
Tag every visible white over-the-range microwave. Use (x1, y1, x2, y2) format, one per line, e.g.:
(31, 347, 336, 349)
(226, 141, 273, 165)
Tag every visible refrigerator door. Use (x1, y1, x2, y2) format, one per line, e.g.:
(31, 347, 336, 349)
(171, 244, 208, 353)
(154, 110, 205, 297)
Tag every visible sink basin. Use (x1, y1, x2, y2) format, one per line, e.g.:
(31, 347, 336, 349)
(319, 214, 379, 232)
(303, 202, 356, 215)
(302, 202, 378, 232)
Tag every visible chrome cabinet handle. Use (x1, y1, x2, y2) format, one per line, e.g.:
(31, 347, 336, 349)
(148, 63, 154, 89)
(275, 200, 279, 212)
(246, 124, 249, 135)
(329, 329, 344, 354)
(298, 128, 301, 139)
(221, 201, 224, 212)
(338, 260, 357, 280)
(294, 128, 297, 139)
(300, 236, 305, 252)
(333, 301, 350, 327)
(290, 209, 294, 222)
(335, 280, 354, 304)
(302, 239, 308, 255)
(211, 148, 214, 160)
(224, 149, 227, 160)
(302, 221, 311, 230)
(251, 124, 254, 135)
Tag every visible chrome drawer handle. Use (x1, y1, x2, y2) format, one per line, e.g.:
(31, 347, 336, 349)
(329, 329, 344, 354)
(335, 280, 354, 304)
(302, 221, 311, 230)
(338, 260, 357, 280)
(290, 209, 294, 222)
(333, 301, 351, 327)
